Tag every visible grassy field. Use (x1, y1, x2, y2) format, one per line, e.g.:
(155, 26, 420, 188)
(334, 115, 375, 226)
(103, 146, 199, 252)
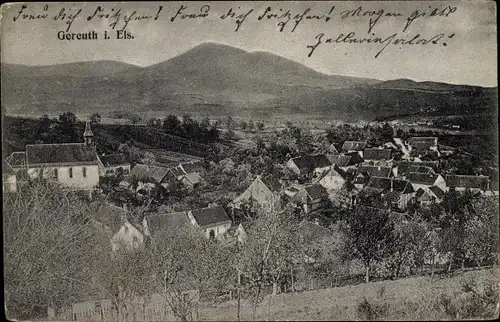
(198, 268, 499, 321)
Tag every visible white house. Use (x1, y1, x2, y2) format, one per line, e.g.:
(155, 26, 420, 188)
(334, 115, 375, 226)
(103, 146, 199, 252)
(230, 174, 282, 211)
(313, 165, 348, 191)
(187, 206, 232, 240)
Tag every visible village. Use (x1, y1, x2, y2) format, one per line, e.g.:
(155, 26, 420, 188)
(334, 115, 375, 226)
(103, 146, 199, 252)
(3, 112, 499, 321)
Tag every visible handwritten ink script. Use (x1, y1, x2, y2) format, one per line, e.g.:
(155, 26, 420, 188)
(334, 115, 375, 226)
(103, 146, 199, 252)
(8, 3, 458, 58)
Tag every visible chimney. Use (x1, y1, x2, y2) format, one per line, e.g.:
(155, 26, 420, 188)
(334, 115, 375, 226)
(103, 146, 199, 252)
(83, 120, 94, 147)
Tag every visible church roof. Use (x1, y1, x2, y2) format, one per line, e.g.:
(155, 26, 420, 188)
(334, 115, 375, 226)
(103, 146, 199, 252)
(26, 143, 98, 166)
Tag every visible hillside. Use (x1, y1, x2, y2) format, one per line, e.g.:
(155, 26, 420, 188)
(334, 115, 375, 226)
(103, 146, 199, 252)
(199, 268, 498, 321)
(1, 42, 497, 121)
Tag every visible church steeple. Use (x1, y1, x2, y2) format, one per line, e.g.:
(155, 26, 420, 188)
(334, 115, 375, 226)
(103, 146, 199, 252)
(83, 120, 94, 146)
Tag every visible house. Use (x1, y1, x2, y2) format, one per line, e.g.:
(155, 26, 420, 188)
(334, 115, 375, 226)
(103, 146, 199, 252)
(360, 177, 415, 210)
(160, 161, 204, 190)
(144, 211, 190, 238)
(415, 186, 445, 206)
(286, 155, 332, 177)
(7, 121, 100, 192)
(394, 160, 440, 177)
(313, 165, 348, 191)
(287, 184, 329, 214)
(179, 172, 203, 189)
(97, 153, 130, 177)
(3, 160, 17, 192)
(362, 148, 392, 162)
(408, 137, 438, 152)
(179, 160, 205, 174)
(93, 202, 146, 253)
(187, 206, 232, 240)
(401, 165, 435, 177)
(328, 153, 364, 171)
(126, 164, 170, 188)
(353, 165, 392, 190)
(445, 175, 490, 193)
(219, 223, 248, 247)
(342, 141, 367, 153)
(406, 172, 447, 191)
(230, 174, 282, 210)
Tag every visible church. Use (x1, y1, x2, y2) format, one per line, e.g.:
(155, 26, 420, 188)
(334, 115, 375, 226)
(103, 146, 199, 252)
(5, 121, 100, 193)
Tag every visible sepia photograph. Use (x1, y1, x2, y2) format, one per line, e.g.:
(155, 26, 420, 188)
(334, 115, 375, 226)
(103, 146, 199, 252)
(1, 1, 499, 321)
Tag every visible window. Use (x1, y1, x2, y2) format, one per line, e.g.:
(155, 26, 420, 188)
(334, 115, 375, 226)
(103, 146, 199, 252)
(54, 168, 58, 179)
(133, 236, 138, 243)
(69, 167, 73, 178)
(82, 167, 87, 178)
(209, 230, 215, 239)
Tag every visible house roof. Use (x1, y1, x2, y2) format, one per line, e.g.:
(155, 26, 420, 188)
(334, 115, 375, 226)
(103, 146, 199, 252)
(409, 137, 437, 150)
(145, 211, 189, 236)
(94, 202, 127, 233)
(99, 153, 129, 167)
(445, 175, 490, 190)
(180, 161, 204, 174)
(83, 121, 94, 137)
(3, 160, 15, 175)
(397, 161, 439, 174)
(305, 184, 328, 200)
(429, 186, 445, 198)
(315, 164, 348, 183)
(327, 155, 352, 167)
(26, 143, 98, 165)
(290, 155, 332, 172)
(357, 165, 392, 178)
(419, 151, 440, 161)
(6, 151, 26, 167)
(363, 148, 392, 160)
(365, 176, 414, 194)
(328, 144, 339, 154)
(182, 172, 202, 185)
(403, 165, 435, 176)
(406, 172, 440, 185)
(261, 174, 283, 192)
(190, 206, 231, 227)
(129, 164, 170, 183)
(342, 141, 367, 152)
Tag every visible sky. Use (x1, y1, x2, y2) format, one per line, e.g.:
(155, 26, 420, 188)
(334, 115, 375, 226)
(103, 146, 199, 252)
(0, 1, 497, 86)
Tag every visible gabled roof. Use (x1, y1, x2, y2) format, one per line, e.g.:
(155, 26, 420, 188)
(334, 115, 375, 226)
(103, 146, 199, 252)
(315, 165, 348, 183)
(365, 177, 414, 194)
(363, 148, 392, 160)
(357, 165, 392, 178)
(99, 153, 129, 167)
(145, 211, 189, 236)
(342, 141, 367, 152)
(409, 137, 438, 151)
(3, 160, 15, 175)
(190, 206, 231, 228)
(261, 174, 283, 192)
(397, 161, 439, 174)
(305, 184, 328, 200)
(94, 202, 127, 233)
(129, 164, 170, 183)
(6, 151, 26, 167)
(403, 165, 435, 176)
(406, 172, 440, 185)
(429, 186, 445, 198)
(290, 155, 332, 172)
(182, 172, 202, 185)
(26, 143, 98, 165)
(327, 155, 352, 167)
(328, 144, 339, 154)
(180, 161, 204, 174)
(83, 121, 94, 137)
(445, 175, 490, 190)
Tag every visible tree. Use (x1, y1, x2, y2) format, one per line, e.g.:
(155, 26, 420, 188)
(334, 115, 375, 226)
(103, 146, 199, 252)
(256, 121, 265, 132)
(4, 180, 110, 320)
(148, 225, 232, 321)
(225, 130, 236, 141)
(224, 116, 234, 131)
(163, 115, 183, 135)
(347, 207, 397, 283)
(247, 120, 255, 133)
(236, 206, 302, 320)
(128, 114, 141, 125)
(90, 113, 101, 125)
(59, 112, 77, 126)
